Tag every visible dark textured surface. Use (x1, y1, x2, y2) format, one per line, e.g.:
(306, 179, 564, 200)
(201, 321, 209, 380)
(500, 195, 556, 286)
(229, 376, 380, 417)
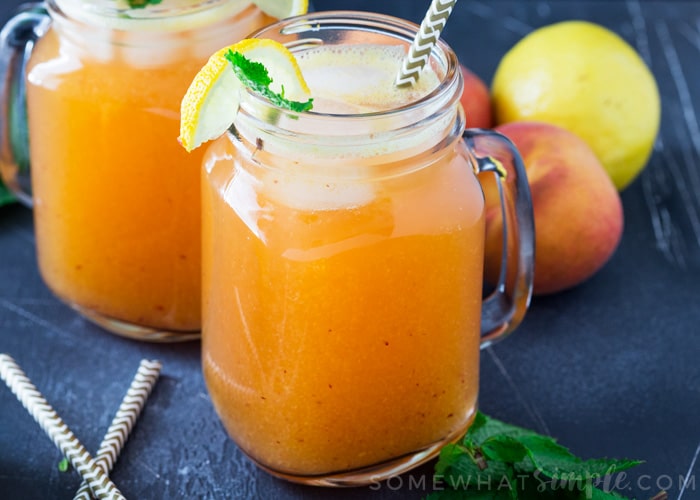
(1, 1, 700, 499)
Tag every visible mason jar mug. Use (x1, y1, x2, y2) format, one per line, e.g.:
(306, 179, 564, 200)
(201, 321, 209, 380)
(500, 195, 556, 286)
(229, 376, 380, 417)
(200, 11, 535, 485)
(0, 0, 276, 340)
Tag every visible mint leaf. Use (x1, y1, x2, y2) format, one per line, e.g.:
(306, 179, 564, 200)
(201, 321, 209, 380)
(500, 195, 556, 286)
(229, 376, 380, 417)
(442, 452, 489, 484)
(126, 0, 162, 9)
(225, 50, 313, 113)
(588, 489, 629, 499)
(427, 490, 512, 500)
(518, 434, 642, 480)
(518, 474, 596, 499)
(0, 180, 15, 206)
(430, 412, 642, 500)
(467, 413, 543, 446)
(436, 443, 470, 475)
(438, 446, 517, 497)
(482, 436, 528, 463)
(227, 50, 272, 88)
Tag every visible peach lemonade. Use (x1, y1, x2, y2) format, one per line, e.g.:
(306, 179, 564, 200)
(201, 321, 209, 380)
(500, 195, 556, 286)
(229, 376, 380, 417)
(197, 22, 486, 483)
(26, 0, 277, 339)
(178, 6, 533, 483)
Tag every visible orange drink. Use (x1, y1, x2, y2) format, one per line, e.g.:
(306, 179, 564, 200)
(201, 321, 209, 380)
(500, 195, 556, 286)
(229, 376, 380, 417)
(22, 0, 274, 339)
(199, 13, 534, 485)
(203, 130, 485, 477)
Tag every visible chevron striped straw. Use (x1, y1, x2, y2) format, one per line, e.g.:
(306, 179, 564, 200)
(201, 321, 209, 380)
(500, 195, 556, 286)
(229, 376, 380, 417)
(73, 359, 162, 500)
(395, 0, 458, 87)
(0, 354, 125, 500)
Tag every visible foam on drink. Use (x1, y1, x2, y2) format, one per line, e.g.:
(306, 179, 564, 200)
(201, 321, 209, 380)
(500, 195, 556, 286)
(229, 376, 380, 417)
(297, 45, 441, 114)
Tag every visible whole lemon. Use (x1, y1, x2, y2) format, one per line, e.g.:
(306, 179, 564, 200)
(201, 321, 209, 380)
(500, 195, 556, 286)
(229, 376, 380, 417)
(492, 21, 660, 190)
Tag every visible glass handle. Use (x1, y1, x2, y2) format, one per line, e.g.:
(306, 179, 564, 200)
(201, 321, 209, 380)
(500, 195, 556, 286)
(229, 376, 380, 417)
(463, 128, 535, 348)
(0, 2, 50, 207)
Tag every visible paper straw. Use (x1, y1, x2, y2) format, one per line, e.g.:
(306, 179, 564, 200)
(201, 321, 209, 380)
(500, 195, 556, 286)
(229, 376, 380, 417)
(395, 0, 458, 87)
(74, 359, 162, 500)
(0, 354, 125, 500)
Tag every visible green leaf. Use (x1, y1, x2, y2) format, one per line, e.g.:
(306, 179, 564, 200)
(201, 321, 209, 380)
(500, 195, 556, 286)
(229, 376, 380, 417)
(441, 451, 488, 484)
(467, 410, 489, 435)
(502, 467, 520, 500)
(440, 454, 515, 494)
(0, 180, 15, 206)
(518, 473, 591, 500)
(57, 458, 70, 472)
(427, 489, 512, 500)
(126, 0, 162, 9)
(436, 443, 469, 475)
(431, 412, 642, 500)
(225, 50, 314, 113)
(227, 50, 272, 89)
(519, 434, 642, 480)
(466, 412, 544, 446)
(588, 488, 629, 499)
(482, 435, 529, 463)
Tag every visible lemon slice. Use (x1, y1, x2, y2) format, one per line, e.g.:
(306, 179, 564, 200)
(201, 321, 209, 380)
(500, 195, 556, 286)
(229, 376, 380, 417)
(179, 38, 311, 152)
(252, 0, 308, 19)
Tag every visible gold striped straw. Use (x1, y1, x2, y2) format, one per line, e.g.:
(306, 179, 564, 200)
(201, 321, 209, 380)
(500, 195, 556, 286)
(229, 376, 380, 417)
(73, 359, 162, 500)
(395, 0, 458, 87)
(0, 354, 125, 500)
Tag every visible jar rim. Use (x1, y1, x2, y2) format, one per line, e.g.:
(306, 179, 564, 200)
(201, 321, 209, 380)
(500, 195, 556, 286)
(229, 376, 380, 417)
(234, 11, 464, 162)
(245, 10, 462, 122)
(49, 0, 253, 31)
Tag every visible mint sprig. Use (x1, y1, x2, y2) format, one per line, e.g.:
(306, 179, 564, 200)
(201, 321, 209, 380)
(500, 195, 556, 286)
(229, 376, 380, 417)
(225, 50, 314, 113)
(126, 0, 162, 9)
(429, 412, 643, 499)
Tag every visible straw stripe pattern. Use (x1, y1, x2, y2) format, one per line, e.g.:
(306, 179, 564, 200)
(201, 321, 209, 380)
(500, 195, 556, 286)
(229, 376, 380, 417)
(0, 354, 125, 500)
(74, 359, 162, 500)
(395, 0, 458, 87)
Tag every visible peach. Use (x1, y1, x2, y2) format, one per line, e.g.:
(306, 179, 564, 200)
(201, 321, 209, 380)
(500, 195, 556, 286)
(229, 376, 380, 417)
(460, 64, 492, 129)
(482, 122, 623, 295)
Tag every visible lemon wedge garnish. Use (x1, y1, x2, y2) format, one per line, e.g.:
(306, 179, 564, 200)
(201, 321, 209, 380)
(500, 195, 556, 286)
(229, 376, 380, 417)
(252, 0, 308, 19)
(178, 38, 311, 153)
